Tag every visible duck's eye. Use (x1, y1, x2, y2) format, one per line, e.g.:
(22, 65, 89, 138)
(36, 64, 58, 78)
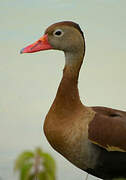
(53, 29, 64, 37)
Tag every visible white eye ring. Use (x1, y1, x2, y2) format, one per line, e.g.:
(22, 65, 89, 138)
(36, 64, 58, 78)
(53, 29, 64, 37)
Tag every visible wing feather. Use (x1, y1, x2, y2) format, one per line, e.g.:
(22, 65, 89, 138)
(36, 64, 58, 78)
(89, 106, 126, 152)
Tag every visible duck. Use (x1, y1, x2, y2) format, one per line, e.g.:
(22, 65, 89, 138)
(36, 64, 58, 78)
(20, 21, 126, 180)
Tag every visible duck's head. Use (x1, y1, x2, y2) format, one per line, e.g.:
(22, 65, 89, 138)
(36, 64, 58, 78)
(20, 21, 85, 65)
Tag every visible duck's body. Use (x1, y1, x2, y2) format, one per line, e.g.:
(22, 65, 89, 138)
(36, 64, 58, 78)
(21, 21, 126, 179)
(44, 64, 126, 179)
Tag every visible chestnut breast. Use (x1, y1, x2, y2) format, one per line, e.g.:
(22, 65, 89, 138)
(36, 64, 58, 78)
(44, 106, 96, 169)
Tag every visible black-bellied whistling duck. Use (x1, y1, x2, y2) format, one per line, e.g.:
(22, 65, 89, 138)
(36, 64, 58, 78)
(20, 21, 126, 180)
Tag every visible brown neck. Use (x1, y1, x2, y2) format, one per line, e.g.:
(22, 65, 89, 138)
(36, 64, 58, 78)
(50, 52, 84, 118)
(55, 65, 80, 106)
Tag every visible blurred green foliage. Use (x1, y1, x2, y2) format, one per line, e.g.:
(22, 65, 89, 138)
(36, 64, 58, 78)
(14, 147, 56, 180)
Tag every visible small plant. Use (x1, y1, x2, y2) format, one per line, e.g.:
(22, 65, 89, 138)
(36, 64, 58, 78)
(14, 147, 56, 180)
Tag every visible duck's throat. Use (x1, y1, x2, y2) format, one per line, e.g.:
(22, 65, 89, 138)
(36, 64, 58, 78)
(55, 65, 80, 105)
(52, 63, 83, 118)
(48, 51, 84, 119)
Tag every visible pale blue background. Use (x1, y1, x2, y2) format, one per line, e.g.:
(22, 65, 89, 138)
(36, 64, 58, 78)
(0, 0, 126, 179)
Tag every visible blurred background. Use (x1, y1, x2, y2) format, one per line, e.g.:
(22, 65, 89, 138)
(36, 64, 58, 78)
(0, 0, 126, 179)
